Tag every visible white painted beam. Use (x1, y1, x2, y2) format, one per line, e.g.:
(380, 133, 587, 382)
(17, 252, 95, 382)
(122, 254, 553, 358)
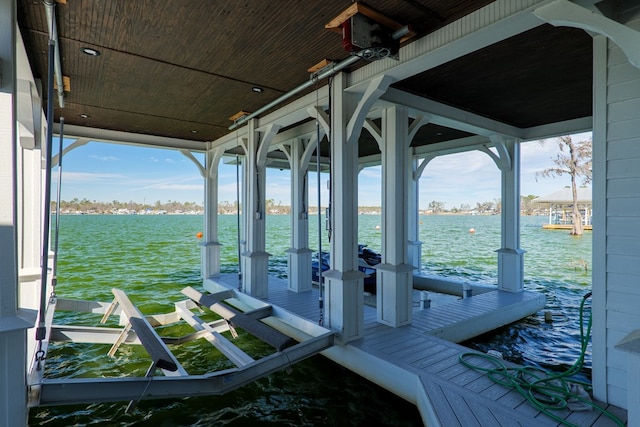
(348, 0, 552, 93)
(380, 88, 523, 138)
(413, 135, 492, 158)
(54, 124, 207, 152)
(520, 116, 592, 141)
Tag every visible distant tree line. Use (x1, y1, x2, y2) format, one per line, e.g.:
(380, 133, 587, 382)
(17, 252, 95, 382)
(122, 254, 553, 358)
(424, 196, 541, 215)
(53, 197, 388, 215)
(53, 198, 204, 214)
(54, 196, 547, 215)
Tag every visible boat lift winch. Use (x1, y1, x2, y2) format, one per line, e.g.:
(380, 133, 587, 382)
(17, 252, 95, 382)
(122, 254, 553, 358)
(27, 284, 334, 409)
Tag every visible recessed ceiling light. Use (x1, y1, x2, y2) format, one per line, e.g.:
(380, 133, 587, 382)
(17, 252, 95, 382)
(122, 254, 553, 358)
(81, 47, 101, 56)
(251, 86, 264, 93)
(191, 130, 198, 133)
(79, 114, 89, 119)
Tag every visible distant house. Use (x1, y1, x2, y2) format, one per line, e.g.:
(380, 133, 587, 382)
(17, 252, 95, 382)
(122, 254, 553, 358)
(534, 187, 592, 230)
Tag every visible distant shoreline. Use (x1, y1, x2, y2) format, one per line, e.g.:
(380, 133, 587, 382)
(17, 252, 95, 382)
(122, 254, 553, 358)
(59, 211, 544, 216)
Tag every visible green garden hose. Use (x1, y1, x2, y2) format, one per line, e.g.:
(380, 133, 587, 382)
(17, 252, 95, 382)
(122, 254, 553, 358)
(459, 292, 625, 427)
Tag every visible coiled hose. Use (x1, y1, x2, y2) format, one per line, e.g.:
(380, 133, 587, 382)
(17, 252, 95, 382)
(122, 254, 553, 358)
(459, 292, 625, 426)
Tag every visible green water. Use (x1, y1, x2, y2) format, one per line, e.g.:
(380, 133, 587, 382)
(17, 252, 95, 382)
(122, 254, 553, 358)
(29, 214, 591, 426)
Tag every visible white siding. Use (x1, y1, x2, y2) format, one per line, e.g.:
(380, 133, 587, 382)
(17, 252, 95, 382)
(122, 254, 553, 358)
(607, 137, 640, 159)
(607, 197, 640, 216)
(595, 1, 640, 409)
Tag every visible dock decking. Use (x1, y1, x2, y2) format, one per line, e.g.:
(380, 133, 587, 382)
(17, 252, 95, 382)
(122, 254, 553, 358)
(542, 224, 593, 231)
(206, 274, 627, 426)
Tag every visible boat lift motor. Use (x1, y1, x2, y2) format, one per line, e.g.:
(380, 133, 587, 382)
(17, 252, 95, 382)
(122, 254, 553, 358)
(341, 13, 407, 61)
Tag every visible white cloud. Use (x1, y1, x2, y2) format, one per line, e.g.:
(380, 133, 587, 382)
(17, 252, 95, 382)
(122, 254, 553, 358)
(58, 171, 125, 182)
(88, 154, 118, 161)
(152, 183, 202, 191)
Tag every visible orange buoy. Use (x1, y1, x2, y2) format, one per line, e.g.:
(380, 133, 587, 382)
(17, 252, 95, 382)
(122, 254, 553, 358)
(469, 228, 475, 234)
(196, 231, 203, 239)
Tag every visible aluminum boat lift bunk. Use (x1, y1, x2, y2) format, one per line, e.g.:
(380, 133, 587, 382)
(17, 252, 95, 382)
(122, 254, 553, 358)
(27, 285, 334, 407)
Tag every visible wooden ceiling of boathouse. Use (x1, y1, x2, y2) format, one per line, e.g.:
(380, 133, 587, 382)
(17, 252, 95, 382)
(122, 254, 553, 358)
(17, 0, 592, 159)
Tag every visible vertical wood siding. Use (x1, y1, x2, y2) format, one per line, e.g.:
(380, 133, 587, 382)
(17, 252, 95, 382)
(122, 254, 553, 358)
(602, 2, 640, 407)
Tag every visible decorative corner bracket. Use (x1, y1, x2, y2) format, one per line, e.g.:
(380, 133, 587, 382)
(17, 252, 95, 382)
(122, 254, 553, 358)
(534, 0, 640, 69)
(480, 136, 512, 172)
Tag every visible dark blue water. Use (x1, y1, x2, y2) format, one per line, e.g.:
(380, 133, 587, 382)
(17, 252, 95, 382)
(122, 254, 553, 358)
(29, 214, 592, 425)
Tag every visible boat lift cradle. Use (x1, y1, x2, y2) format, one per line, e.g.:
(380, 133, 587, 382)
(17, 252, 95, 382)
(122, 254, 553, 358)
(27, 285, 335, 408)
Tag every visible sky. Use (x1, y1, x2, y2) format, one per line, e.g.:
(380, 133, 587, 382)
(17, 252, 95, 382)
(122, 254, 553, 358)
(52, 132, 592, 210)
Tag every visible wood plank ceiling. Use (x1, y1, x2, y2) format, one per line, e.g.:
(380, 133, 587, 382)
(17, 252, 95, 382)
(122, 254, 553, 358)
(17, 0, 592, 155)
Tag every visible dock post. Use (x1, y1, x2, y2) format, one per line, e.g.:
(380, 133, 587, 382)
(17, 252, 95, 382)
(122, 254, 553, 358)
(286, 137, 313, 292)
(376, 105, 414, 327)
(323, 72, 366, 342)
(201, 147, 224, 279)
(492, 137, 524, 292)
(241, 119, 279, 298)
(408, 158, 423, 273)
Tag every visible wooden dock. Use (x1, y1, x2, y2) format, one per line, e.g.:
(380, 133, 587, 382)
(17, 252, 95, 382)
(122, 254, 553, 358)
(207, 274, 627, 426)
(543, 224, 592, 230)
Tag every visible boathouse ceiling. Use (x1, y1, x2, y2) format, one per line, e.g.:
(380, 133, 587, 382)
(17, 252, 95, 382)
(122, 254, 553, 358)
(17, 0, 592, 158)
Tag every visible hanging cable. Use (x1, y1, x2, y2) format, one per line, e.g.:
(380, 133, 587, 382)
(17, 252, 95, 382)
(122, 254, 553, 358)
(459, 292, 624, 427)
(327, 76, 333, 244)
(235, 123, 243, 291)
(35, 7, 57, 368)
(50, 117, 64, 302)
(236, 155, 242, 291)
(315, 75, 324, 326)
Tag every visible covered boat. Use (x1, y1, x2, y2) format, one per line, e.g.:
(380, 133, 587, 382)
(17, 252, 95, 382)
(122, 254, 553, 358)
(312, 245, 381, 293)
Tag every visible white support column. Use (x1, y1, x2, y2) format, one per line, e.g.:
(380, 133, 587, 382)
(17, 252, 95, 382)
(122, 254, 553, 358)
(376, 105, 414, 327)
(1, 3, 34, 424)
(484, 137, 524, 292)
(324, 72, 365, 342)
(241, 120, 280, 298)
(200, 147, 224, 280)
(285, 137, 313, 292)
(406, 116, 430, 273)
(407, 158, 422, 272)
(323, 73, 394, 339)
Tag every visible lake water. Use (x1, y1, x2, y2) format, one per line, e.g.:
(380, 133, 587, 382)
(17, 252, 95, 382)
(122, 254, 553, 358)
(29, 214, 592, 426)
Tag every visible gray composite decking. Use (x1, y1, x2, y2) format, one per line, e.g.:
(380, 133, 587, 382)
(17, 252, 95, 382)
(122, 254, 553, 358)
(210, 274, 627, 426)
